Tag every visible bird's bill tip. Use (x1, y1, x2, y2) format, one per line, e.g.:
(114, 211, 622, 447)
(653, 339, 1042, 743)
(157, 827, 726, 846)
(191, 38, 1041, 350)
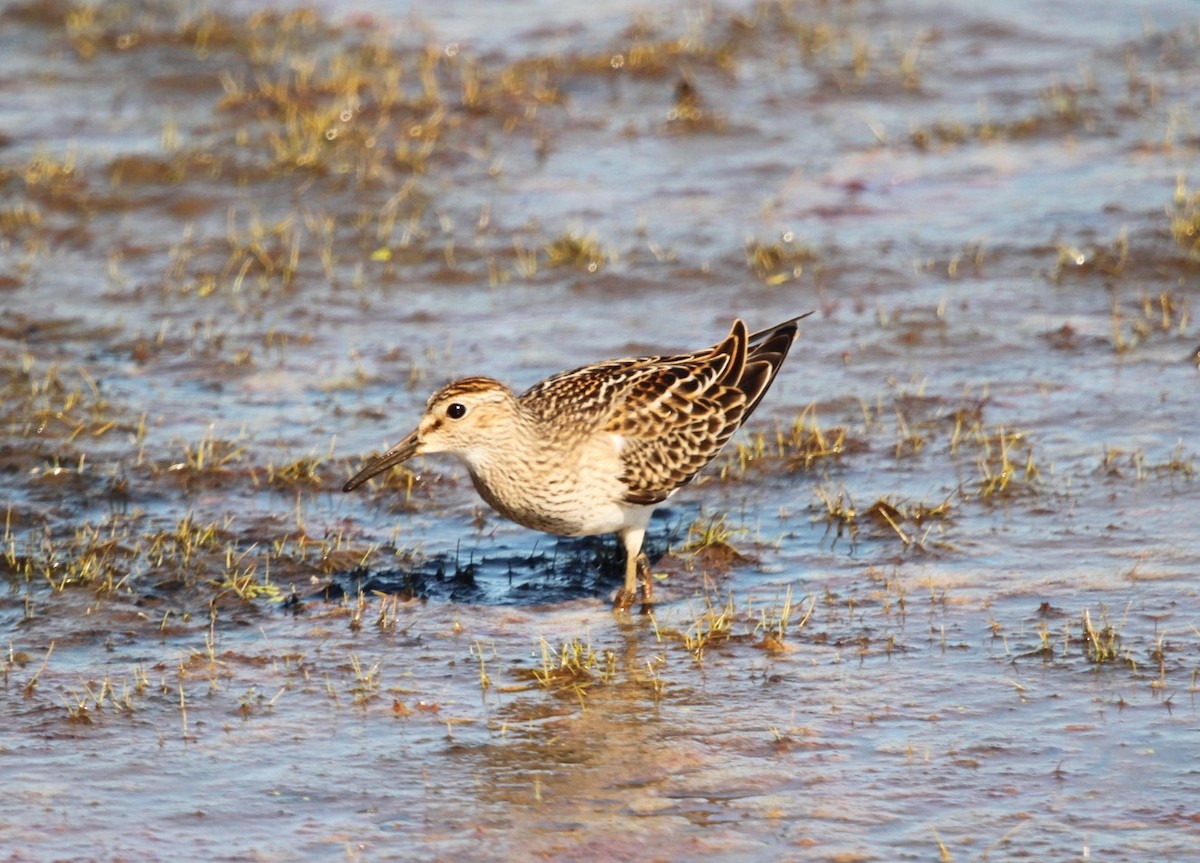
(342, 433, 420, 492)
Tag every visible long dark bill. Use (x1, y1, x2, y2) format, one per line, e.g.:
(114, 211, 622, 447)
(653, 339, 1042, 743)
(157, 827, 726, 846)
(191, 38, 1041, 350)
(342, 431, 420, 492)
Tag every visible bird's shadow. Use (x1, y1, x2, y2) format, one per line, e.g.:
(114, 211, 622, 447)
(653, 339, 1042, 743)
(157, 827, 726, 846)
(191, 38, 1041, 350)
(319, 508, 686, 607)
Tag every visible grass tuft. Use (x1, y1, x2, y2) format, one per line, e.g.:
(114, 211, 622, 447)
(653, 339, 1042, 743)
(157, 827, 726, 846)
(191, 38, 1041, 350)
(522, 636, 616, 705)
(745, 234, 819, 285)
(1170, 176, 1200, 261)
(543, 231, 607, 272)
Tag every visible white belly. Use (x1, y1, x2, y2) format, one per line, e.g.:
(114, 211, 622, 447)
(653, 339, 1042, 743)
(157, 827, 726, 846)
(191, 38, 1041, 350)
(463, 433, 651, 537)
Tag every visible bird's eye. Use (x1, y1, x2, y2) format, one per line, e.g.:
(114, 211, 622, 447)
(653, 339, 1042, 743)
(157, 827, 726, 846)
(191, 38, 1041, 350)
(446, 402, 468, 420)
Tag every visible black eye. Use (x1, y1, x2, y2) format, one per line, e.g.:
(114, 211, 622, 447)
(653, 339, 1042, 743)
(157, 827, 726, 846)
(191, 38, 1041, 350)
(446, 402, 467, 420)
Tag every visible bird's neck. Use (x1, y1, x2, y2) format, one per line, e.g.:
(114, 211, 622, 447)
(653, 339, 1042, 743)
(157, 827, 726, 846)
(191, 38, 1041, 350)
(458, 407, 546, 478)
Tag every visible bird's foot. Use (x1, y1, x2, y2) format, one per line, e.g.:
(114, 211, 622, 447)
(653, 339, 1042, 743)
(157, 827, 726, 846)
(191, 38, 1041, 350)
(612, 587, 637, 612)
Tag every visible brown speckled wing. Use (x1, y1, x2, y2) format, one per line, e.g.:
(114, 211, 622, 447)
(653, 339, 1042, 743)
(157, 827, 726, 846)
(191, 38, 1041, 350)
(520, 316, 805, 506)
(608, 322, 750, 504)
(520, 357, 658, 427)
(611, 376, 749, 505)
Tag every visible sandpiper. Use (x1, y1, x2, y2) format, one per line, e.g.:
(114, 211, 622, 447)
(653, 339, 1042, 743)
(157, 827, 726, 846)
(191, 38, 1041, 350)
(343, 313, 811, 609)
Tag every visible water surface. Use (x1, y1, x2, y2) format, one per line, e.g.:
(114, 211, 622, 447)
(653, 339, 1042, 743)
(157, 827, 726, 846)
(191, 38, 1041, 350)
(2, 0, 1198, 859)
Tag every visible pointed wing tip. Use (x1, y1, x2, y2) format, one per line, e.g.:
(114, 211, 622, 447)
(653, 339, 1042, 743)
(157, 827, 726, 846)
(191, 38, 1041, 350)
(743, 311, 815, 345)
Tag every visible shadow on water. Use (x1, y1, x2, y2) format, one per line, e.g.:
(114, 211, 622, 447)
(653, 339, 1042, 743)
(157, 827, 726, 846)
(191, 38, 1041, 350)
(321, 515, 684, 606)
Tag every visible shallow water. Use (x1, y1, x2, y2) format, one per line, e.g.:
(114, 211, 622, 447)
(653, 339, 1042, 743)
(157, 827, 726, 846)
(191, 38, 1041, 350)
(2, 0, 1199, 860)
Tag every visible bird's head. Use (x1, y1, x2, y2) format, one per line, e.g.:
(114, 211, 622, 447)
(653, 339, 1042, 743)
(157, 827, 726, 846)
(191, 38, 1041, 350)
(342, 377, 518, 491)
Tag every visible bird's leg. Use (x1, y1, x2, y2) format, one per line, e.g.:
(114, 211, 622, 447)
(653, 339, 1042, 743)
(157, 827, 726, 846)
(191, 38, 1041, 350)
(636, 553, 652, 607)
(612, 549, 638, 611)
(613, 526, 646, 611)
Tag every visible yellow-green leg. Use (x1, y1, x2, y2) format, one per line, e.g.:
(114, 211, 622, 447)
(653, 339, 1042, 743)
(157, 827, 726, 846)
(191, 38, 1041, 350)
(614, 525, 650, 611)
(637, 554, 652, 605)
